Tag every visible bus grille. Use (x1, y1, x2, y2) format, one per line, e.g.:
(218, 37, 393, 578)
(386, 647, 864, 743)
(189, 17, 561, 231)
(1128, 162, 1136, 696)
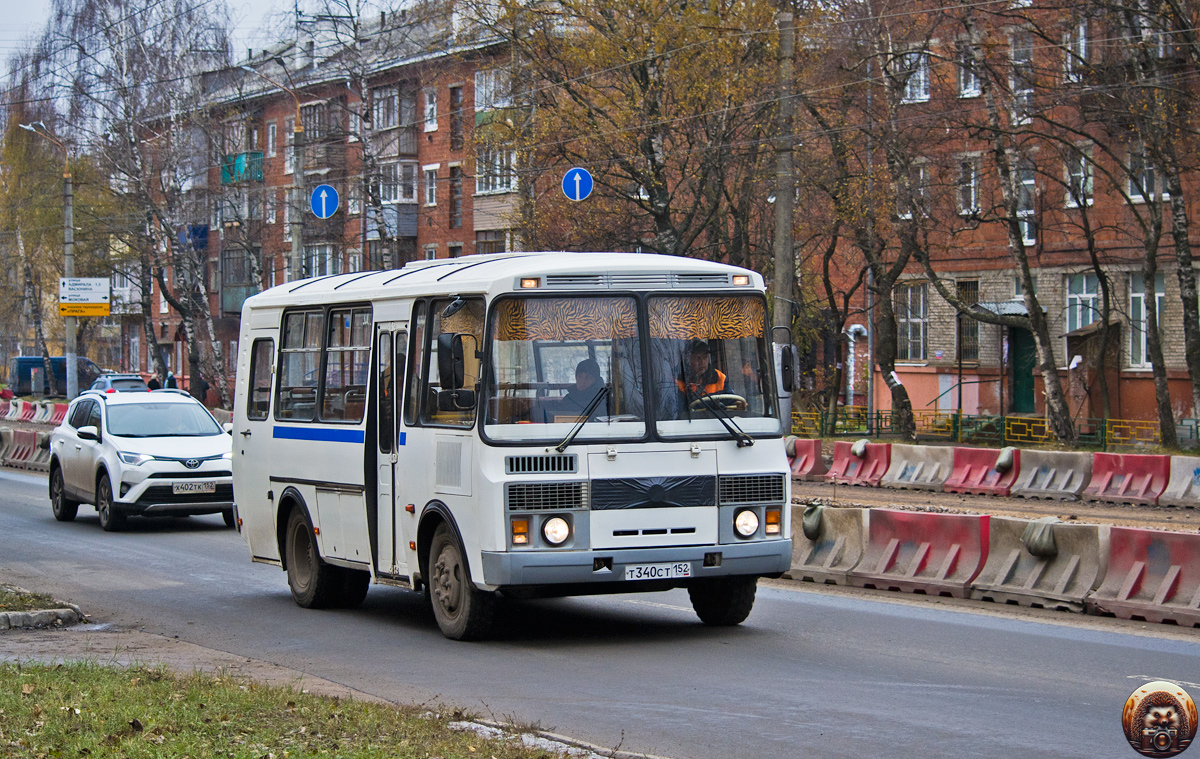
(506, 482, 587, 511)
(505, 454, 578, 475)
(718, 474, 786, 505)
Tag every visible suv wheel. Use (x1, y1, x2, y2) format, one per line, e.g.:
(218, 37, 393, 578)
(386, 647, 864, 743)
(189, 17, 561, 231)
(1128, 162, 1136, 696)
(49, 467, 79, 522)
(96, 474, 127, 532)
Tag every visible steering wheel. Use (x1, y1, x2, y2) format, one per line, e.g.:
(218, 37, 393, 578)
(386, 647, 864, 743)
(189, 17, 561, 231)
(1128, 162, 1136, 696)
(689, 393, 748, 412)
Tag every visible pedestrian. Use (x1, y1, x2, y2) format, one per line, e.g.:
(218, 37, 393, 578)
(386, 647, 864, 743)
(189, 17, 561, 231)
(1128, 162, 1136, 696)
(165, 371, 177, 389)
(193, 375, 210, 404)
(147, 375, 161, 390)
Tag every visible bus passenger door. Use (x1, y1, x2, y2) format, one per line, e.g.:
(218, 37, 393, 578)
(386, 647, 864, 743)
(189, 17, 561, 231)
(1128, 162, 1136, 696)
(235, 334, 278, 560)
(375, 324, 410, 579)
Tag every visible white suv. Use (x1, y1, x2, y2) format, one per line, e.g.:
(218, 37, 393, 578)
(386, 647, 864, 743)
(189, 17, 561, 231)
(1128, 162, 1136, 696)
(48, 390, 234, 531)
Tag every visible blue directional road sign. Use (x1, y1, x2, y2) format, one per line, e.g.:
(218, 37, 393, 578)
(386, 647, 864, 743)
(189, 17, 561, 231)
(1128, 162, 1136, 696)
(562, 167, 593, 202)
(310, 184, 339, 219)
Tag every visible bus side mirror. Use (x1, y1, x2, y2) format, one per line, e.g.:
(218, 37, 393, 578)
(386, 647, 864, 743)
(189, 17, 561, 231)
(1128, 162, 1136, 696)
(437, 333, 465, 390)
(780, 344, 795, 393)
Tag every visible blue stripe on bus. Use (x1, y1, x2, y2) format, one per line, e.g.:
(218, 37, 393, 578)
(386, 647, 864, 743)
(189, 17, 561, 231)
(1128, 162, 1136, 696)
(273, 426, 365, 444)
(398, 432, 406, 446)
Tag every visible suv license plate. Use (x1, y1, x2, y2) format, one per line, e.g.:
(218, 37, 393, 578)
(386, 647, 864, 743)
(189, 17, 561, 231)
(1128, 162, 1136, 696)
(624, 562, 692, 581)
(172, 482, 216, 495)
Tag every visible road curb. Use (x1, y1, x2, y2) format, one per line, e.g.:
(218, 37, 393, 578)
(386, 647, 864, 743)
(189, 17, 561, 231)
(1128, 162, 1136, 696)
(0, 607, 84, 630)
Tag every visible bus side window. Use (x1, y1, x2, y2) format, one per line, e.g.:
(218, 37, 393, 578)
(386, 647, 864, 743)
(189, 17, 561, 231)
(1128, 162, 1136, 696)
(378, 332, 393, 453)
(321, 308, 371, 422)
(276, 311, 324, 421)
(422, 297, 484, 427)
(247, 339, 274, 421)
(404, 302, 427, 426)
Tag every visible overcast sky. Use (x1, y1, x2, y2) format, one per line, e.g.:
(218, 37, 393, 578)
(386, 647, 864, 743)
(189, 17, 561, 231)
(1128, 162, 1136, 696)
(3, 0, 286, 61)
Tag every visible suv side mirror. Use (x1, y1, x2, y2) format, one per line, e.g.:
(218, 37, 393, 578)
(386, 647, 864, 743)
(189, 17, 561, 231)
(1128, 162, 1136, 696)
(223, 423, 234, 434)
(77, 425, 100, 442)
(437, 333, 465, 390)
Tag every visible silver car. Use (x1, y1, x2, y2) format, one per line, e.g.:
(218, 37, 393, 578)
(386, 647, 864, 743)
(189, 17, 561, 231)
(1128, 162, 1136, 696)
(48, 390, 234, 531)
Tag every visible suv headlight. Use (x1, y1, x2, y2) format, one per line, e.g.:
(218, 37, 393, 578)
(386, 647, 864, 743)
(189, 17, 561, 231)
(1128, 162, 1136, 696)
(118, 452, 155, 466)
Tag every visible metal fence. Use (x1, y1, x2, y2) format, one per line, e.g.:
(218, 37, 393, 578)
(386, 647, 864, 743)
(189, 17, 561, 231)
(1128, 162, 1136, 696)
(789, 408, 1197, 451)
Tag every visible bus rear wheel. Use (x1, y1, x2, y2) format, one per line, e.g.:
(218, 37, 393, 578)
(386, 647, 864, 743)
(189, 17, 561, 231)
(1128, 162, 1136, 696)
(688, 576, 758, 626)
(428, 523, 495, 640)
(285, 507, 340, 609)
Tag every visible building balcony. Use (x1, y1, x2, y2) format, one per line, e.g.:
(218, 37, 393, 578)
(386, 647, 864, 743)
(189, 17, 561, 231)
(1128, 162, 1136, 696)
(221, 283, 259, 314)
(220, 152, 264, 184)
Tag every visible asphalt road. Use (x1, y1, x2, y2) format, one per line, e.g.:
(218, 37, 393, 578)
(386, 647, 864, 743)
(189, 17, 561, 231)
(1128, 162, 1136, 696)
(1, 468, 1197, 759)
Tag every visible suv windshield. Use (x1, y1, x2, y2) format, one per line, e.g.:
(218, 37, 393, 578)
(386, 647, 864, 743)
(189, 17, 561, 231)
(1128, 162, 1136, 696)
(107, 403, 223, 437)
(485, 296, 645, 442)
(648, 294, 779, 439)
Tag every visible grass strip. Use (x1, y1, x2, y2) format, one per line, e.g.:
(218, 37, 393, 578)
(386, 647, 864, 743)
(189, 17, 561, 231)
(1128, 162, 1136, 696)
(0, 661, 565, 758)
(0, 586, 60, 613)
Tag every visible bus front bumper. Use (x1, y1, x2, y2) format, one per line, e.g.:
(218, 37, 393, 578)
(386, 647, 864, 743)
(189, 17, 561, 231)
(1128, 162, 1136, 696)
(480, 539, 791, 588)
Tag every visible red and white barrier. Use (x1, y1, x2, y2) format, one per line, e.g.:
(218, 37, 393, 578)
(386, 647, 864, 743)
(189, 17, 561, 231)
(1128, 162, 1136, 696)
(1082, 453, 1170, 506)
(785, 437, 828, 481)
(826, 441, 890, 487)
(847, 509, 990, 598)
(943, 447, 1020, 497)
(1088, 526, 1200, 627)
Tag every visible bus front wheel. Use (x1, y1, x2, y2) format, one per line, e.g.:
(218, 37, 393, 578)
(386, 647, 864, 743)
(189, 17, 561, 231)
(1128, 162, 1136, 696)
(688, 576, 758, 626)
(428, 523, 495, 640)
(285, 507, 340, 609)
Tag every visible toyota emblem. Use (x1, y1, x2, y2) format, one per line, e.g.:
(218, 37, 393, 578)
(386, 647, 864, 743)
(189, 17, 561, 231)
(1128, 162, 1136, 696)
(183, 459, 201, 469)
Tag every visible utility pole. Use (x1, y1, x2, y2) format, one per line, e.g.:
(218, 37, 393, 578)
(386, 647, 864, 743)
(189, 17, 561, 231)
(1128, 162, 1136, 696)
(64, 168, 77, 399)
(772, 1, 796, 421)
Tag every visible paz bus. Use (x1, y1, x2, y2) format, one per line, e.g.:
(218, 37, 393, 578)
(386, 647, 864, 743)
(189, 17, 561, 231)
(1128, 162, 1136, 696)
(231, 251, 794, 639)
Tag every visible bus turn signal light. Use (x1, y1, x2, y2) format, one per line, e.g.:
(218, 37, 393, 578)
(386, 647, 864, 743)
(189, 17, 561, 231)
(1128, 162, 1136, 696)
(520, 277, 540, 289)
(765, 508, 781, 535)
(511, 518, 529, 545)
(732, 274, 750, 286)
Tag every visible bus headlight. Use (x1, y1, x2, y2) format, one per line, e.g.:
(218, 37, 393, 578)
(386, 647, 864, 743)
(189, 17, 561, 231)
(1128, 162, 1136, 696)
(542, 516, 570, 546)
(733, 509, 759, 538)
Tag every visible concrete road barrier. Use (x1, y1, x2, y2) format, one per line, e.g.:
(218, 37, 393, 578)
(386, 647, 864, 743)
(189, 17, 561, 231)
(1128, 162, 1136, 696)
(5, 400, 23, 421)
(1160, 455, 1200, 508)
(788, 504, 866, 585)
(827, 441, 890, 487)
(27, 431, 51, 472)
(944, 447, 1021, 496)
(0, 401, 8, 419)
(1082, 453, 1170, 506)
(879, 444, 954, 491)
(4, 429, 38, 469)
(0, 427, 12, 461)
(1088, 526, 1200, 627)
(1010, 449, 1093, 501)
(970, 516, 1109, 612)
(847, 509, 990, 598)
(18, 402, 36, 422)
(48, 403, 68, 426)
(785, 437, 828, 481)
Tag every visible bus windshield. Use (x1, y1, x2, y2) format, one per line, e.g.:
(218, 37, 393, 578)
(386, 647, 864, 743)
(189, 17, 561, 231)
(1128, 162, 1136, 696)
(648, 294, 779, 439)
(485, 296, 645, 442)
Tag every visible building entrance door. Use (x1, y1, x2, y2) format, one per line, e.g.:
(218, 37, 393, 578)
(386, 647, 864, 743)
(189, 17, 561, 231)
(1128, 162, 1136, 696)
(1011, 328, 1037, 413)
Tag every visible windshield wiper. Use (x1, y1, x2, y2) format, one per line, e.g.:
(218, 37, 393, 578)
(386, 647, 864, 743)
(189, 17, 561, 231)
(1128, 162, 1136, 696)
(553, 386, 611, 453)
(684, 387, 754, 447)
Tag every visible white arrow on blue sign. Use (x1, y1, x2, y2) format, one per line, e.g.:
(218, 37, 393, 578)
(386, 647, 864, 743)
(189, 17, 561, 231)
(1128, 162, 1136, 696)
(562, 167, 593, 202)
(310, 184, 340, 219)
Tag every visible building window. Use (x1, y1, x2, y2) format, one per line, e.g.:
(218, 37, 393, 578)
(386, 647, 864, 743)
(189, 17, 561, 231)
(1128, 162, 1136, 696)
(265, 191, 276, 224)
(423, 89, 438, 132)
(304, 243, 340, 277)
(424, 244, 438, 260)
(284, 117, 295, 174)
(267, 122, 276, 157)
(1066, 272, 1100, 333)
(1064, 19, 1089, 82)
(449, 86, 464, 151)
(1011, 31, 1035, 125)
(958, 43, 980, 98)
(957, 157, 981, 215)
(894, 282, 928, 361)
(957, 280, 980, 362)
(448, 244, 462, 258)
(424, 166, 438, 205)
(476, 148, 515, 194)
(476, 229, 506, 255)
(301, 102, 327, 140)
(897, 161, 930, 219)
(347, 249, 361, 273)
(1017, 158, 1036, 246)
(378, 163, 399, 203)
(899, 50, 930, 104)
(449, 166, 463, 229)
(1129, 272, 1167, 367)
(1065, 147, 1093, 207)
(475, 68, 512, 111)
(372, 84, 399, 129)
(1130, 142, 1167, 201)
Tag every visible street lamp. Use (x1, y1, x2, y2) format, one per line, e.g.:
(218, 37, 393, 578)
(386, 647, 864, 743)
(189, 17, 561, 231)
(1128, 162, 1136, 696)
(19, 122, 78, 400)
(240, 62, 304, 281)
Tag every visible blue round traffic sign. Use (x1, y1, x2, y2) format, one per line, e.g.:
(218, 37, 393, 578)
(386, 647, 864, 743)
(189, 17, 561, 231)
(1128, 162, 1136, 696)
(562, 167, 593, 202)
(310, 184, 340, 219)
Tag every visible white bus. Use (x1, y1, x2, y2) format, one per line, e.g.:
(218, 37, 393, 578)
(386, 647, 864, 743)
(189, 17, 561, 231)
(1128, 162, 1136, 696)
(232, 251, 794, 639)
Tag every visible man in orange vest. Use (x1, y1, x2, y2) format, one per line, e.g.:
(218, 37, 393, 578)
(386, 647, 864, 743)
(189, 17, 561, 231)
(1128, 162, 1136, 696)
(677, 339, 726, 398)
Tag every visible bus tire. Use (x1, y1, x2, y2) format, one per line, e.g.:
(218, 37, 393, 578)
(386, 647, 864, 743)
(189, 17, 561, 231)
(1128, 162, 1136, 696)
(688, 576, 757, 626)
(337, 569, 371, 609)
(285, 507, 340, 609)
(222, 509, 236, 529)
(428, 523, 495, 640)
(50, 466, 79, 522)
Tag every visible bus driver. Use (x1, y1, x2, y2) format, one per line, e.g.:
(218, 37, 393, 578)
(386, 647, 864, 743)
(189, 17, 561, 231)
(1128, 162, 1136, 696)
(677, 339, 726, 400)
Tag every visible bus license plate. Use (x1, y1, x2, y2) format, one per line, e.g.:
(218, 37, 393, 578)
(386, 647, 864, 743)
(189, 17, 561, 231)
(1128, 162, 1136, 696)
(624, 562, 692, 581)
(172, 482, 216, 495)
